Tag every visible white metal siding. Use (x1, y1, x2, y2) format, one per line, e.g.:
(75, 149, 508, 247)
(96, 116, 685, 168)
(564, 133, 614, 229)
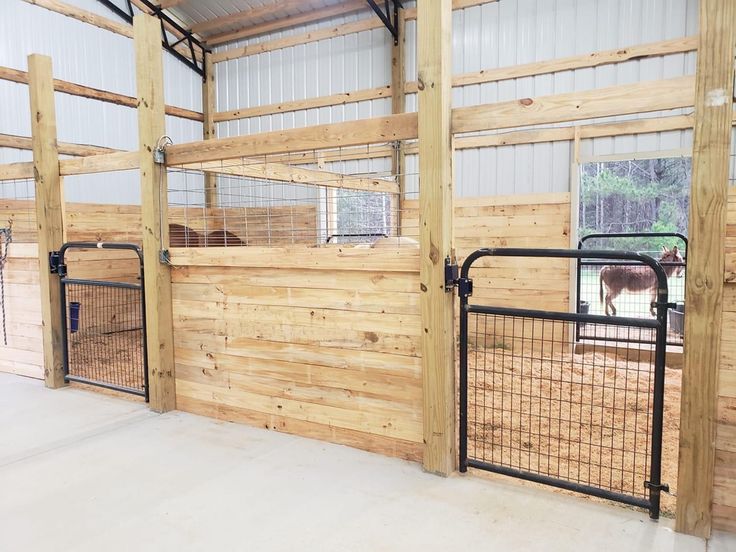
(0, 0, 203, 204)
(215, 0, 700, 197)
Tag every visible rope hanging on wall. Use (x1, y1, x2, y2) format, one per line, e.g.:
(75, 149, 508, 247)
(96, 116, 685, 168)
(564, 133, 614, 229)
(0, 221, 12, 346)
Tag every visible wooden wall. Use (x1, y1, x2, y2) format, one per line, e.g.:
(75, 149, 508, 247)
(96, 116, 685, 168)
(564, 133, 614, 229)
(0, 243, 43, 379)
(1, 200, 317, 245)
(714, 187, 736, 531)
(169, 246, 423, 461)
(403, 192, 572, 311)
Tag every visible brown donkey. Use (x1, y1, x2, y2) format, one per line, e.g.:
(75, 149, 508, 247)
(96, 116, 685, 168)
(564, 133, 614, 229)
(599, 246, 684, 316)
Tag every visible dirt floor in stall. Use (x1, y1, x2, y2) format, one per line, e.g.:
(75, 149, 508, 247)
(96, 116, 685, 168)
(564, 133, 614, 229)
(63, 324, 681, 517)
(66, 328, 146, 400)
(465, 343, 681, 517)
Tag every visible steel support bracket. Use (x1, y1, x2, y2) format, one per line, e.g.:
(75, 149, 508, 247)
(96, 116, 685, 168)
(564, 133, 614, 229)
(94, 0, 208, 78)
(366, 0, 403, 44)
(444, 256, 459, 292)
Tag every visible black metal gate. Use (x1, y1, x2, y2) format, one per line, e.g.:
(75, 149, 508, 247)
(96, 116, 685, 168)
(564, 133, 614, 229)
(55, 242, 148, 400)
(458, 248, 670, 519)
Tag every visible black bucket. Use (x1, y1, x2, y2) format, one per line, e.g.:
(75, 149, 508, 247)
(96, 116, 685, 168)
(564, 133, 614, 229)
(668, 302, 685, 337)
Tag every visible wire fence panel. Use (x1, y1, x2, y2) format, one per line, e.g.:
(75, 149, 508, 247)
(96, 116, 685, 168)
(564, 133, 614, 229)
(165, 145, 420, 248)
(459, 248, 669, 520)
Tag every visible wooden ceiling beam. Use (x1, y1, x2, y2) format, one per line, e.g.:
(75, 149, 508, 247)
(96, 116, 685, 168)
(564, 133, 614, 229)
(192, 0, 323, 36)
(205, 0, 369, 46)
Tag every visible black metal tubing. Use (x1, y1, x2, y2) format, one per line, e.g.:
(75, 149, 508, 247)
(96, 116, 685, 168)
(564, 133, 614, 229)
(466, 460, 650, 510)
(458, 247, 669, 520)
(326, 232, 388, 243)
(579, 232, 688, 255)
(61, 278, 141, 291)
(94, 0, 207, 77)
(58, 242, 149, 402)
(65, 374, 147, 398)
(467, 304, 659, 329)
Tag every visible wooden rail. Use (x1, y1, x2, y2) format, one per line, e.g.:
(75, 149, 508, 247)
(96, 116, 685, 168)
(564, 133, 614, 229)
(0, 66, 203, 122)
(213, 36, 696, 124)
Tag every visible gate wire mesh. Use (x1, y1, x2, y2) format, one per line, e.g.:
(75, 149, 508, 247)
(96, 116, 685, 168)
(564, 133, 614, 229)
(465, 314, 655, 502)
(165, 144, 420, 247)
(577, 234, 686, 346)
(62, 249, 147, 398)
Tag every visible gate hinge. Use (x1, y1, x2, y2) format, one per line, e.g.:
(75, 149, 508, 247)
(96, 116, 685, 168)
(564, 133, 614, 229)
(651, 301, 678, 310)
(644, 481, 670, 493)
(444, 257, 459, 292)
(49, 251, 66, 277)
(458, 277, 473, 298)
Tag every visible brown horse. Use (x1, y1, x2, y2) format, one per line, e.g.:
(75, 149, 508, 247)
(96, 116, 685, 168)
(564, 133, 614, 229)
(169, 224, 201, 248)
(205, 230, 246, 247)
(599, 246, 684, 316)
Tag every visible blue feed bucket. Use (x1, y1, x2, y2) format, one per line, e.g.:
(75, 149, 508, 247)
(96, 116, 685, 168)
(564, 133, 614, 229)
(69, 302, 81, 334)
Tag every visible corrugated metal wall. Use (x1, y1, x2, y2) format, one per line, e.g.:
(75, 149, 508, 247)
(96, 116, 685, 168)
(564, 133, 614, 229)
(0, 0, 203, 204)
(214, 0, 700, 197)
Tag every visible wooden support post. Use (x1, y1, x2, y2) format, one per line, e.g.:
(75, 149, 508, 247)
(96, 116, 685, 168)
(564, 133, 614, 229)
(202, 52, 218, 208)
(28, 54, 66, 389)
(676, 0, 735, 538)
(391, 7, 406, 236)
(418, 0, 455, 475)
(134, 14, 176, 412)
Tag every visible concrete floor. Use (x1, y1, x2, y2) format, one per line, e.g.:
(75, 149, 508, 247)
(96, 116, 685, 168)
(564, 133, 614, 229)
(1, 373, 733, 552)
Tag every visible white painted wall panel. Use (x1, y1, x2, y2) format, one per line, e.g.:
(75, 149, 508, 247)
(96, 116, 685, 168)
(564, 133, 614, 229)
(0, 0, 203, 205)
(213, 0, 698, 198)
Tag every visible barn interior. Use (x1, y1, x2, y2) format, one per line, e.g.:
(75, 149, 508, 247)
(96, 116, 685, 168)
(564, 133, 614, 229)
(1, 0, 735, 549)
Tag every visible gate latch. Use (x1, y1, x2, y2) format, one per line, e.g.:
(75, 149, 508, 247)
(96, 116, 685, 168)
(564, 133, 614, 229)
(644, 480, 670, 494)
(49, 251, 66, 277)
(444, 257, 459, 292)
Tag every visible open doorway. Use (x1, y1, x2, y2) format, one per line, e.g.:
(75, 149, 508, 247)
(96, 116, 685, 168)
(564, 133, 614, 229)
(575, 154, 692, 517)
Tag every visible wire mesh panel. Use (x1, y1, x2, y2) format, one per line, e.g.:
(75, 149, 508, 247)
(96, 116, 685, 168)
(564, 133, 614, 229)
(577, 233, 686, 346)
(459, 248, 669, 520)
(165, 145, 420, 248)
(59, 243, 147, 399)
(0, 178, 36, 243)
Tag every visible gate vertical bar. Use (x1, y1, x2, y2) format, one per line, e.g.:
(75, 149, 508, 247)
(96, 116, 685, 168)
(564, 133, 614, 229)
(647, 278, 670, 519)
(459, 279, 470, 473)
(138, 248, 150, 402)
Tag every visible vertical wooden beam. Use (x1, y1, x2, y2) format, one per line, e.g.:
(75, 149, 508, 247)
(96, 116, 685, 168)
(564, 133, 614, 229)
(202, 52, 218, 208)
(676, 0, 735, 538)
(418, 0, 455, 475)
(391, 8, 407, 235)
(134, 13, 176, 412)
(28, 54, 66, 389)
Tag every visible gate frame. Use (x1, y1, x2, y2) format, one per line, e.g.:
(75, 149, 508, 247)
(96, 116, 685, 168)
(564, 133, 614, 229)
(457, 247, 671, 520)
(56, 242, 149, 401)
